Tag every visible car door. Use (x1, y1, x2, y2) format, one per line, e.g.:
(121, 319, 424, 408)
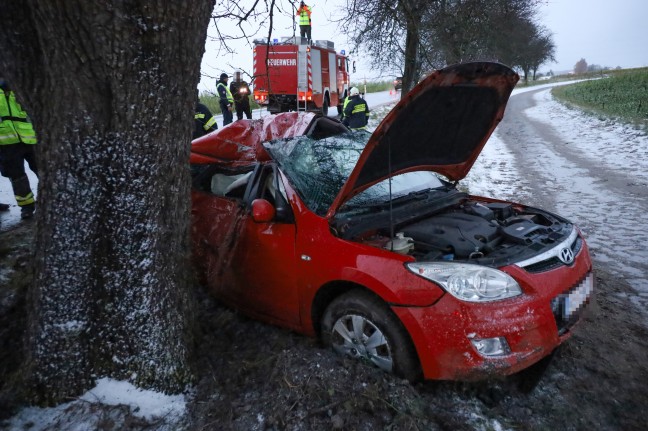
(191, 166, 252, 298)
(227, 164, 301, 327)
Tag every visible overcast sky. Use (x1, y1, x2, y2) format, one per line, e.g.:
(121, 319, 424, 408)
(539, 0, 648, 72)
(199, 0, 648, 91)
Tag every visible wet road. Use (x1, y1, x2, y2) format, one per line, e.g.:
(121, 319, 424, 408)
(490, 87, 648, 313)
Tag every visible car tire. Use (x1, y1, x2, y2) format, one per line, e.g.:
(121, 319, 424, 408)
(321, 290, 422, 382)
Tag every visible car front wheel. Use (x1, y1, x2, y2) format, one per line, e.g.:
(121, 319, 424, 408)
(321, 290, 422, 382)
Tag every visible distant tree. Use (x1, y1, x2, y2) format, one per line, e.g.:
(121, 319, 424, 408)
(524, 27, 556, 81)
(0, 1, 214, 404)
(574, 58, 589, 74)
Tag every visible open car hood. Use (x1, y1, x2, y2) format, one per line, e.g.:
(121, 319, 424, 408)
(326, 62, 518, 219)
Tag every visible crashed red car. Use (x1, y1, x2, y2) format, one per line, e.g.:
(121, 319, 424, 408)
(190, 62, 593, 382)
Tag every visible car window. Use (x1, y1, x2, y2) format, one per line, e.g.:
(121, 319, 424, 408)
(191, 164, 252, 198)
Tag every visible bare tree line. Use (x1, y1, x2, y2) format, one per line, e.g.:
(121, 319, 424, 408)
(338, 0, 555, 94)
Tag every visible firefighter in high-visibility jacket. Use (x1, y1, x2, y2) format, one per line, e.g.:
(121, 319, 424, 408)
(296, 2, 312, 43)
(0, 79, 37, 219)
(217, 73, 234, 126)
(342, 87, 369, 131)
(193, 100, 218, 140)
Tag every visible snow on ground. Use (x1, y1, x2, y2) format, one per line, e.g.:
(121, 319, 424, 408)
(5, 378, 187, 431)
(526, 89, 648, 186)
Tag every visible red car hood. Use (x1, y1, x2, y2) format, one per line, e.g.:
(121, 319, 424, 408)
(326, 62, 518, 219)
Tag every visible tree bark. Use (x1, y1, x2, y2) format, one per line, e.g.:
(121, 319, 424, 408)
(401, 1, 421, 96)
(0, 0, 213, 404)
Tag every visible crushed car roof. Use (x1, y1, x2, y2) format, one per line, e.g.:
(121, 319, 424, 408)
(190, 112, 317, 167)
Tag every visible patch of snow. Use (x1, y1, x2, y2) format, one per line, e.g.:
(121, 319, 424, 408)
(80, 378, 186, 420)
(6, 378, 187, 430)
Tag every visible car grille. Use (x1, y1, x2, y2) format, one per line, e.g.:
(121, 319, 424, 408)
(523, 236, 583, 274)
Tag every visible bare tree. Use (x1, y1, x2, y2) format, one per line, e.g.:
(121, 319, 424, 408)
(339, 0, 434, 95)
(574, 58, 589, 74)
(0, 1, 213, 404)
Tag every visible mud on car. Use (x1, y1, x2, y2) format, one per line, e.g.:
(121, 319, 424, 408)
(189, 62, 593, 382)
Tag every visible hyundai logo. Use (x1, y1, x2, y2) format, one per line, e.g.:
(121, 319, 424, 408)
(558, 247, 575, 265)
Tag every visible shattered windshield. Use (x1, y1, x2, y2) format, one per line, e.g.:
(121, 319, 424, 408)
(266, 133, 365, 216)
(266, 132, 445, 217)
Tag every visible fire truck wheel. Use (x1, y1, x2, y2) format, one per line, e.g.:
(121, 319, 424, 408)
(321, 97, 329, 116)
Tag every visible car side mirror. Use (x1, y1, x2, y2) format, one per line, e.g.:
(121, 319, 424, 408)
(352, 61, 356, 74)
(251, 199, 276, 223)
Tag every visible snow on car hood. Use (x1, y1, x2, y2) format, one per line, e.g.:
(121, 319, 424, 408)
(326, 62, 518, 219)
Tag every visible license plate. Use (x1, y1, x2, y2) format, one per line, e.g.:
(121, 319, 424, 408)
(563, 273, 594, 319)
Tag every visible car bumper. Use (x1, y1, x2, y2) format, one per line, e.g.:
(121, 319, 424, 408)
(392, 246, 593, 381)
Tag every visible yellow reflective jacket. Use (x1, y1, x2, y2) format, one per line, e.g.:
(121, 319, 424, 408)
(0, 88, 37, 145)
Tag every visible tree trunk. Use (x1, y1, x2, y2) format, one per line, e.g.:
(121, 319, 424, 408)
(401, 1, 421, 96)
(0, 1, 213, 404)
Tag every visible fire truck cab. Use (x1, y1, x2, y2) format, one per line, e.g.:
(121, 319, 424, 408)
(253, 37, 351, 116)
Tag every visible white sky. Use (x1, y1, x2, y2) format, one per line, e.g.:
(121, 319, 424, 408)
(199, 0, 648, 91)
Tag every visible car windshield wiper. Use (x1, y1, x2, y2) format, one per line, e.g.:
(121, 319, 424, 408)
(391, 188, 435, 204)
(343, 188, 436, 212)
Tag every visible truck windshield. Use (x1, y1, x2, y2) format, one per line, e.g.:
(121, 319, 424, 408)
(265, 133, 444, 216)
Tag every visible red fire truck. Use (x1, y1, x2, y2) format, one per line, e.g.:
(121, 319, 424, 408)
(253, 37, 352, 115)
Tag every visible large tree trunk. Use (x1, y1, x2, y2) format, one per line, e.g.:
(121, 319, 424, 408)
(0, 1, 213, 404)
(401, 0, 421, 96)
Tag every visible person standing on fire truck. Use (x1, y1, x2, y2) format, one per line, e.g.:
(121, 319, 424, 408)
(296, 1, 312, 43)
(342, 87, 369, 131)
(217, 73, 234, 126)
(230, 71, 252, 120)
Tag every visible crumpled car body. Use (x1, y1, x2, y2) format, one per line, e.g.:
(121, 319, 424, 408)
(190, 62, 593, 381)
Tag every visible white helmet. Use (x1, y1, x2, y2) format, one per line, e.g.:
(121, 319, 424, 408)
(349, 87, 359, 96)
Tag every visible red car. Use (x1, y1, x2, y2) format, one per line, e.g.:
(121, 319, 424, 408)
(190, 62, 593, 382)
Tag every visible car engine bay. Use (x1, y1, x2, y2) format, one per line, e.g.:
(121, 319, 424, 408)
(333, 194, 574, 268)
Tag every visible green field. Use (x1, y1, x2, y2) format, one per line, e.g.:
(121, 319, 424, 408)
(350, 80, 395, 93)
(199, 92, 260, 115)
(552, 68, 648, 125)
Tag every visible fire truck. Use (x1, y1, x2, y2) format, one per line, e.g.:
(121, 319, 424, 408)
(253, 36, 353, 115)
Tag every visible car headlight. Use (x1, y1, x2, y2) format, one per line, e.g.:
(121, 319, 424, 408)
(406, 262, 522, 302)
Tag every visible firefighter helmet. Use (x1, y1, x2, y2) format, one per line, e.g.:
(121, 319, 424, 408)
(350, 87, 359, 96)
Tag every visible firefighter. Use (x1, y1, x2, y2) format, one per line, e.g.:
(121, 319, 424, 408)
(217, 73, 234, 126)
(193, 98, 218, 140)
(342, 87, 369, 131)
(340, 90, 352, 121)
(0, 78, 38, 219)
(230, 71, 252, 120)
(296, 1, 312, 43)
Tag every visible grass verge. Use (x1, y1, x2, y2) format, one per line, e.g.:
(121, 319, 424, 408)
(551, 67, 648, 126)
